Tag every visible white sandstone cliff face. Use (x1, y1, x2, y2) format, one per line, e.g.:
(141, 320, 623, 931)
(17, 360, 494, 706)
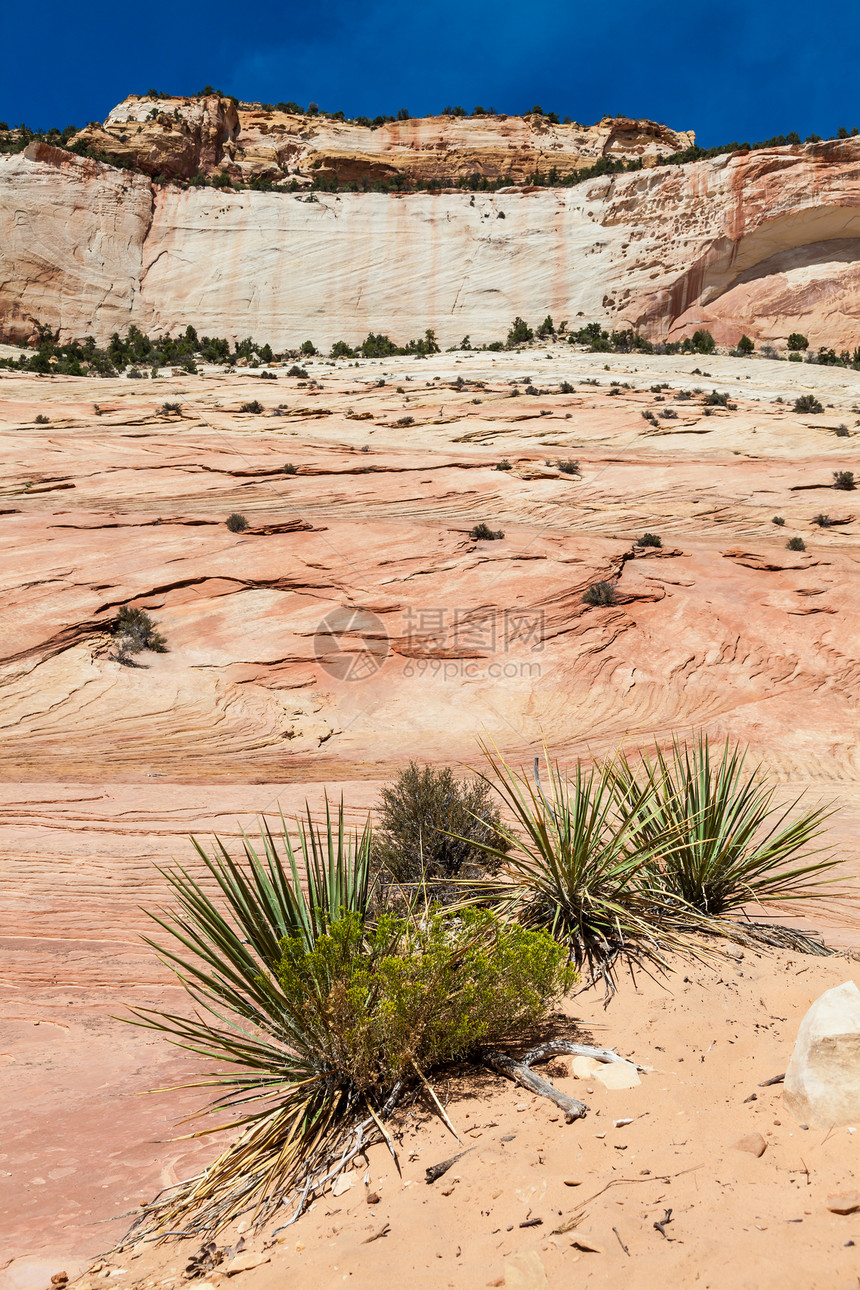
(3, 138, 860, 349)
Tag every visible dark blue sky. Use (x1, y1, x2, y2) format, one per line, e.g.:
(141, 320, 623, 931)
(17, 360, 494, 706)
(4, 0, 860, 147)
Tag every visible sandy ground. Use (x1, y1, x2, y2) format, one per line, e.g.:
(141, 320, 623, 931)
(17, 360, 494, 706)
(1, 344, 859, 1289)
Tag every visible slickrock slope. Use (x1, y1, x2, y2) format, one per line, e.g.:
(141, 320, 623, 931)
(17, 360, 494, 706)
(4, 130, 860, 349)
(1, 348, 859, 1288)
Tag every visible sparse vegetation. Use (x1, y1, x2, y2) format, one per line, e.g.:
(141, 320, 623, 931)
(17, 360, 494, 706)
(470, 522, 505, 540)
(287, 365, 309, 378)
(34, 413, 49, 424)
(160, 401, 182, 414)
(113, 605, 167, 663)
(794, 394, 824, 414)
(582, 581, 617, 607)
(506, 317, 534, 347)
(772, 515, 786, 526)
(555, 459, 580, 475)
(495, 459, 513, 471)
(240, 400, 264, 414)
(812, 513, 833, 527)
(833, 469, 856, 490)
(226, 512, 249, 532)
(636, 533, 662, 548)
(283, 463, 298, 474)
(787, 536, 806, 551)
(787, 333, 809, 351)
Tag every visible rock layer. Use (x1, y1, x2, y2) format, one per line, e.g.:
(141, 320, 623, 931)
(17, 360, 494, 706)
(5, 132, 860, 349)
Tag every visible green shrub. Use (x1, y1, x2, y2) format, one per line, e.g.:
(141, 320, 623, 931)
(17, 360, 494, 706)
(287, 365, 308, 378)
(812, 513, 833, 527)
(737, 334, 754, 355)
(331, 340, 356, 358)
(555, 459, 580, 475)
(495, 459, 513, 471)
(582, 581, 617, 606)
(772, 515, 785, 525)
(273, 910, 573, 1094)
(704, 390, 730, 407)
(506, 317, 533, 347)
(788, 353, 803, 363)
(299, 340, 317, 356)
(835, 424, 850, 437)
(161, 401, 181, 414)
(787, 536, 806, 550)
(787, 333, 809, 351)
(833, 469, 855, 490)
(113, 605, 167, 662)
(226, 512, 248, 532)
(636, 533, 662, 548)
(794, 394, 823, 414)
(559, 380, 574, 394)
(34, 413, 49, 424)
(470, 522, 504, 540)
(283, 462, 298, 474)
(373, 762, 508, 895)
(240, 400, 264, 414)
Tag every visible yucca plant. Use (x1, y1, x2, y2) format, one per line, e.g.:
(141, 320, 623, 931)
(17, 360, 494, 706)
(465, 746, 700, 989)
(126, 798, 375, 1237)
(611, 736, 840, 944)
(126, 798, 572, 1238)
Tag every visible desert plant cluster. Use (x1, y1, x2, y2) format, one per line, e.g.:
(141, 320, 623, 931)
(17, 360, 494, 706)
(129, 736, 842, 1240)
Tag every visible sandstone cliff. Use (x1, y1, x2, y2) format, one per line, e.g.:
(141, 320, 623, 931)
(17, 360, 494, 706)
(71, 95, 694, 185)
(3, 132, 860, 350)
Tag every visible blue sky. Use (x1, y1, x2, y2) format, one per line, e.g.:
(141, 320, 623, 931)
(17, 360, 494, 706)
(4, 0, 860, 146)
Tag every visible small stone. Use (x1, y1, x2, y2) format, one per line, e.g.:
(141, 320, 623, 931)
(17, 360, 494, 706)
(366, 1190, 381, 1205)
(503, 1250, 548, 1289)
(563, 1179, 583, 1187)
(613, 1118, 634, 1128)
(827, 1192, 860, 1215)
(732, 1133, 767, 1157)
(594, 1061, 640, 1090)
(51, 1275, 69, 1285)
(225, 1254, 271, 1277)
(331, 1170, 356, 1197)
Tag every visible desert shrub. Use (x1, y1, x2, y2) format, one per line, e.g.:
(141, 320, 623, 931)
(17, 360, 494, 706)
(582, 581, 617, 606)
(636, 533, 662, 548)
(226, 512, 248, 532)
(737, 334, 754, 354)
(260, 370, 277, 380)
(396, 415, 414, 426)
(495, 459, 513, 471)
(641, 409, 658, 424)
(331, 341, 356, 358)
(283, 463, 298, 474)
(506, 317, 533, 347)
(772, 515, 785, 526)
(373, 762, 509, 895)
(787, 536, 806, 551)
(788, 353, 803, 363)
(704, 390, 730, 407)
(161, 401, 181, 414)
(559, 380, 574, 394)
(299, 340, 317, 356)
(555, 459, 580, 475)
(787, 333, 809, 351)
(812, 513, 833, 527)
(113, 605, 167, 662)
(470, 522, 504, 540)
(240, 400, 264, 414)
(127, 367, 144, 379)
(288, 365, 309, 378)
(794, 394, 823, 414)
(833, 469, 856, 490)
(130, 804, 571, 1235)
(674, 390, 691, 401)
(835, 424, 850, 437)
(34, 413, 49, 424)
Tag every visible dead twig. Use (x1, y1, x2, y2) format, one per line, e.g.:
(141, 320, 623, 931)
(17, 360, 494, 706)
(425, 1149, 475, 1185)
(759, 1072, 785, 1087)
(479, 1047, 587, 1122)
(654, 1208, 674, 1238)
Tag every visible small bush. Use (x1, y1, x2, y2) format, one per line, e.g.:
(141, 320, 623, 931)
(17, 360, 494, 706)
(161, 401, 181, 414)
(812, 513, 833, 527)
(772, 515, 786, 526)
(495, 459, 513, 471)
(788, 353, 803, 363)
(283, 462, 298, 474)
(127, 367, 144, 379)
(240, 400, 264, 414)
(787, 333, 809, 351)
(299, 340, 317, 356)
(226, 512, 248, 532)
(833, 469, 856, 490)
(704, 390, 730, 407)
(737, 334, 754, 355)
(787, 536, 806, 551)
(835, 424, 850, 437)
(506, 317, 533, 346)
(373, 762, 509, 894)
(555, 459, 580, 475)
(559, 381, 574, 394)
(396, 415, 415, 426)
(582, 581, 617, 607)
(636, 533, 662, 548)
(113, 605, 167, 662)
(471, 522, 504, 540)
(287, 365, 308, 378)
(260, 370, 277, 380)
(794, 394, 823, 414)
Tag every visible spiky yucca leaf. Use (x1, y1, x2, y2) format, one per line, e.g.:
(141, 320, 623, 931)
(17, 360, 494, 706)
(464, 745, 702, 982)
(127, 798, 374, 1236)
(612, 735, 840, 917)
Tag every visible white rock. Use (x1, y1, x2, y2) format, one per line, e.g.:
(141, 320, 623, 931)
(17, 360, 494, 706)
(594, 1060, 641, 1090)
(330, 1169, 356, 1197)
(571, 1056, 601, 1079)
(785, 981, 860, 1129)
(504, 1250, 548, 1289)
